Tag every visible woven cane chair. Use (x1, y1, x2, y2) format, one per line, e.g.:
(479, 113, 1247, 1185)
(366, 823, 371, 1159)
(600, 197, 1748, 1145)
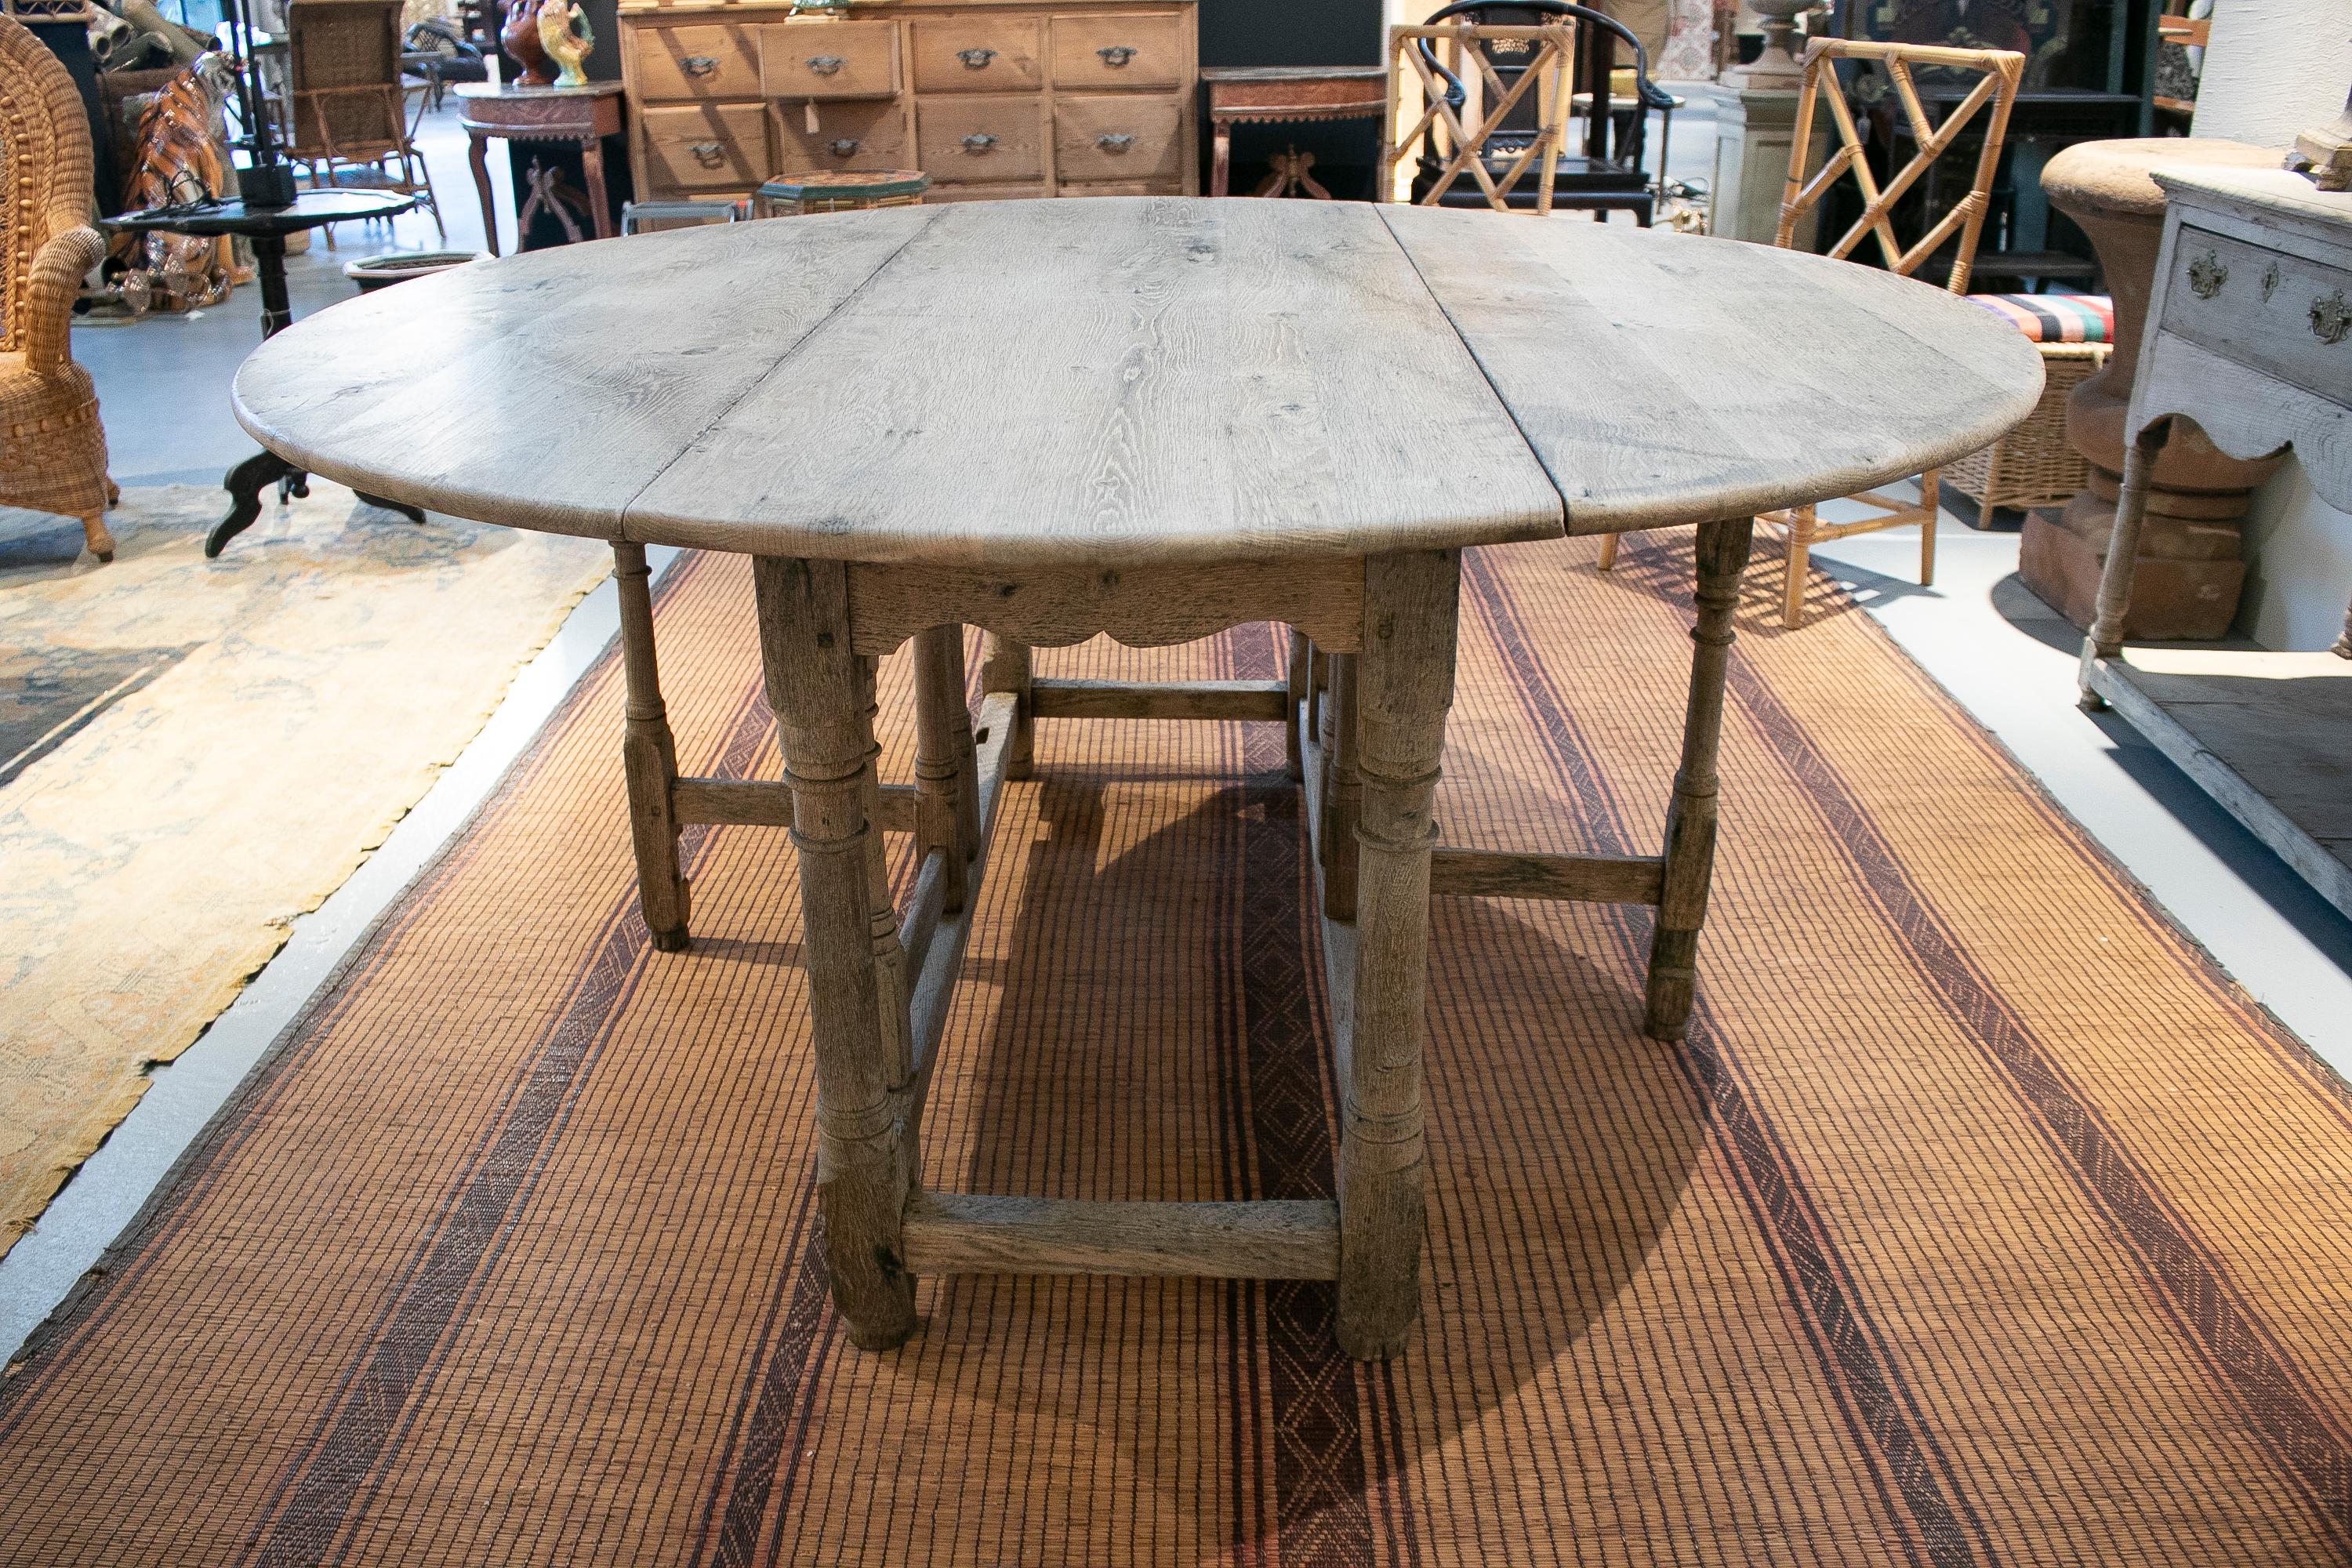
(0, 14, 118, 561)
(287, 0, 443, 238)
(1378, 1, 1675, 223)
(1596, 38, 2023, 626)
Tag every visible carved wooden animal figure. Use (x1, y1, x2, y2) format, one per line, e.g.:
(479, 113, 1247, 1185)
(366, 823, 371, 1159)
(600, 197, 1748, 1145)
(114, 56, 238, 311)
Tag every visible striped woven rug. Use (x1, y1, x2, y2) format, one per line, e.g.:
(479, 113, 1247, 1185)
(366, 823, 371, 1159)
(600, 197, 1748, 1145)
(4, 536, 2350, 1566)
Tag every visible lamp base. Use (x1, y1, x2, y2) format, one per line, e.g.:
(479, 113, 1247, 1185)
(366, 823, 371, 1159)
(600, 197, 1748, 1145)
(241, 163, 299, 209)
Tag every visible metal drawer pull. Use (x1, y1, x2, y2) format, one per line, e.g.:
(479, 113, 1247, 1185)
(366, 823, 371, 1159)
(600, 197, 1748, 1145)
(1096, 132, 1134, 152)
(827, 137, 862, 158)
(679, 53, 720, 77)
(805, 54, 844, 74)
(961, 132, 998, 151)
(2187, 250, 2227, 299)
(687, 141, 728, 168)
(1096, 44, 1136, 66)
(2314, 290, 2352, 347)
(957, 47, 996, 67)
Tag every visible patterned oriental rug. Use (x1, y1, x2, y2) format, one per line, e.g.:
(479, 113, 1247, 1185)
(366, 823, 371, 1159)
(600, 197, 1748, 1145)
(3, 539, 2350, 1566)
(0, 488, 607, 1254)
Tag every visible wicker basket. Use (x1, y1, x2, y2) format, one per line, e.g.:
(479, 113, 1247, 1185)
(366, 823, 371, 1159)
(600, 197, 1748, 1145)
(1947, 341, 2107, 513)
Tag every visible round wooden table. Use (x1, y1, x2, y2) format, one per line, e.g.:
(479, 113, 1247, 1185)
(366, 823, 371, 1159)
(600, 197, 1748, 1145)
(232, 198, 2038, 1361)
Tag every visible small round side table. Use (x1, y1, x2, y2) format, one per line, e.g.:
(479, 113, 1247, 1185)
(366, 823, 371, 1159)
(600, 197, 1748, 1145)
(753, 169, 929, 217)
(101, 187, 425, 557)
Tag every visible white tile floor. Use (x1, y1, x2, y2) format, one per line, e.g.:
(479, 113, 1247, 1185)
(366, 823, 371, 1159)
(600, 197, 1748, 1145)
(8, 98, 2350, 1365)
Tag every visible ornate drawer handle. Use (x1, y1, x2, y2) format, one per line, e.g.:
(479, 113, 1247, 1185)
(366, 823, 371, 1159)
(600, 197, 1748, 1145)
(2187, 249, 2227, 299)
(805, 53, 844, 74)
(826, 136, 862, 157)
(2314, 290, 2352, 347)
(679, 53, 720, 77)
(1096, 44, 1136, 66)
(1096, 132, 1134, 152)
(956, 46, 996, 67)
(961, 132, 998, 151)
(687, 140, 728, 168)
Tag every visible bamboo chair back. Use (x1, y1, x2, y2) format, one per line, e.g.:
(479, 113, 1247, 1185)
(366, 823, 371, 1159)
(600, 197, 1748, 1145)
(286, 0, 409, 162)
(1777, 36, 2023, 294)
(1593, 38, 2030, 626)
(1378, 19, 1576, 212)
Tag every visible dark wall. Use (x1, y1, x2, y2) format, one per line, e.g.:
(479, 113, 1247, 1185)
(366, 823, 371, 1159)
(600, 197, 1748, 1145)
(1197, 0, 1385, 199)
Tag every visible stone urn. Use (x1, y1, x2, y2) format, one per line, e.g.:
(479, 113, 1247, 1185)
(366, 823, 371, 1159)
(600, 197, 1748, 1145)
(2017, 138, 2284, 641)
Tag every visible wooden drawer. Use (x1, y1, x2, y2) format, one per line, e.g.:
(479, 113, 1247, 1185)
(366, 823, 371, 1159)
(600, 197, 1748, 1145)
(630, 23, 760, 102)
(1052, 93, 1181, 183)
(641, 103, 767, 192)
(1050, 13, 1185, 90)
(916, 95, 1044, 182)
(1058, 180, 1184, 198)
(924, 182, 1051, 203)
(911, 17, 1043, 93)
(774, 100, 908, 172)
(2161, 227, 2352, 408)
(760, 20, 898, 100)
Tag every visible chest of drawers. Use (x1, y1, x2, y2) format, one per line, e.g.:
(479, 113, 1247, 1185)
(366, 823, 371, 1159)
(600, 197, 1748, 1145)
(2080, 167, 2352, 920)
(618, 0, 1199, 205)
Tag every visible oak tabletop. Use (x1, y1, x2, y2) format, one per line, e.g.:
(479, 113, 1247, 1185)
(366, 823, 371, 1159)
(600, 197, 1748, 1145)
(231, 197, 2042, 568)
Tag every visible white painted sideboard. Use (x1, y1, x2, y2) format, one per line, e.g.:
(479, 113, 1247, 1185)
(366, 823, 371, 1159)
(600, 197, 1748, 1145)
(2080, 166, 2352, 915)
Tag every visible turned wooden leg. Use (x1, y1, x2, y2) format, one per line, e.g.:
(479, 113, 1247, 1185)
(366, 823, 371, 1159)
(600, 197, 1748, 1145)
(615, 543, 690, 951)
(1323, 652, 1362, 922)
(1644, 517, 1754, 1043)
(1337, 548, 1458, 1363)
(1595, 532, 1620, 572)
(913, 625, 971, 913)
(1285, 627, 1309, 781)
(981, 633, 1034, 781)
(1781, 504, 1813, 630)
(80, 512, 115, 563)
(946, 629, 982, 863)
(1917, 466, 1940, 589)
(753, 556, 917, 1352)
(2080, 416, 2172, 709)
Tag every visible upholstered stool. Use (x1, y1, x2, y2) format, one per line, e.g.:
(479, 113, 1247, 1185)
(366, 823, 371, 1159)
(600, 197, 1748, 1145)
(1947, 295, 2114, 517)
(753, 169, 929, 217)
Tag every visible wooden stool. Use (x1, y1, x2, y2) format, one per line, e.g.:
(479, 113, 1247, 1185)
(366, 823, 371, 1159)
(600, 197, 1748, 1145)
(753, 169, 929, 217)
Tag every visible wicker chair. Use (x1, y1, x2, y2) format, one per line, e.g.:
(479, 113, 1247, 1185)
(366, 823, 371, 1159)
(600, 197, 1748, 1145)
(0, 14, 117, 561)
(286, 0, 442, 238)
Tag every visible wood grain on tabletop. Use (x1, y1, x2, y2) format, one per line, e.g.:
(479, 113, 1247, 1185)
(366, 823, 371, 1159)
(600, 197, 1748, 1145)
(233, 197, 2045, 559)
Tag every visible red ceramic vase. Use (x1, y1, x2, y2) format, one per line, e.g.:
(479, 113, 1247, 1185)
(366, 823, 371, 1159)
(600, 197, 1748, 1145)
(500, 0, 554, 86)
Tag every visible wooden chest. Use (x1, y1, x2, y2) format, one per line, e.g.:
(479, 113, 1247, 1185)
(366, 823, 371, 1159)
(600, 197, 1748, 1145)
(618, 0, 1199, 205)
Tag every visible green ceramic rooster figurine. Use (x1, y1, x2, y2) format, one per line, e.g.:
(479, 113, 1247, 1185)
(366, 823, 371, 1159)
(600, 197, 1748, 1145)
(536, 0, 594, 89)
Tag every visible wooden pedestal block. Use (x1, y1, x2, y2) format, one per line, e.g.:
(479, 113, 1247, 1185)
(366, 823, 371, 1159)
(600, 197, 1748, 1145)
(2020, 506, 2245, 641)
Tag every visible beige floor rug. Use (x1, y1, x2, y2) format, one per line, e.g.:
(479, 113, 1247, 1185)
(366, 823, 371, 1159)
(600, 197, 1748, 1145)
(0, 484, 608, 1254)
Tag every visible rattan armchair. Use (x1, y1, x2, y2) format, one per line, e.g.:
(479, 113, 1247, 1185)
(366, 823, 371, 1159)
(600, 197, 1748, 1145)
(0, 14, 117, 561)
(286, 0, 442, 238)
